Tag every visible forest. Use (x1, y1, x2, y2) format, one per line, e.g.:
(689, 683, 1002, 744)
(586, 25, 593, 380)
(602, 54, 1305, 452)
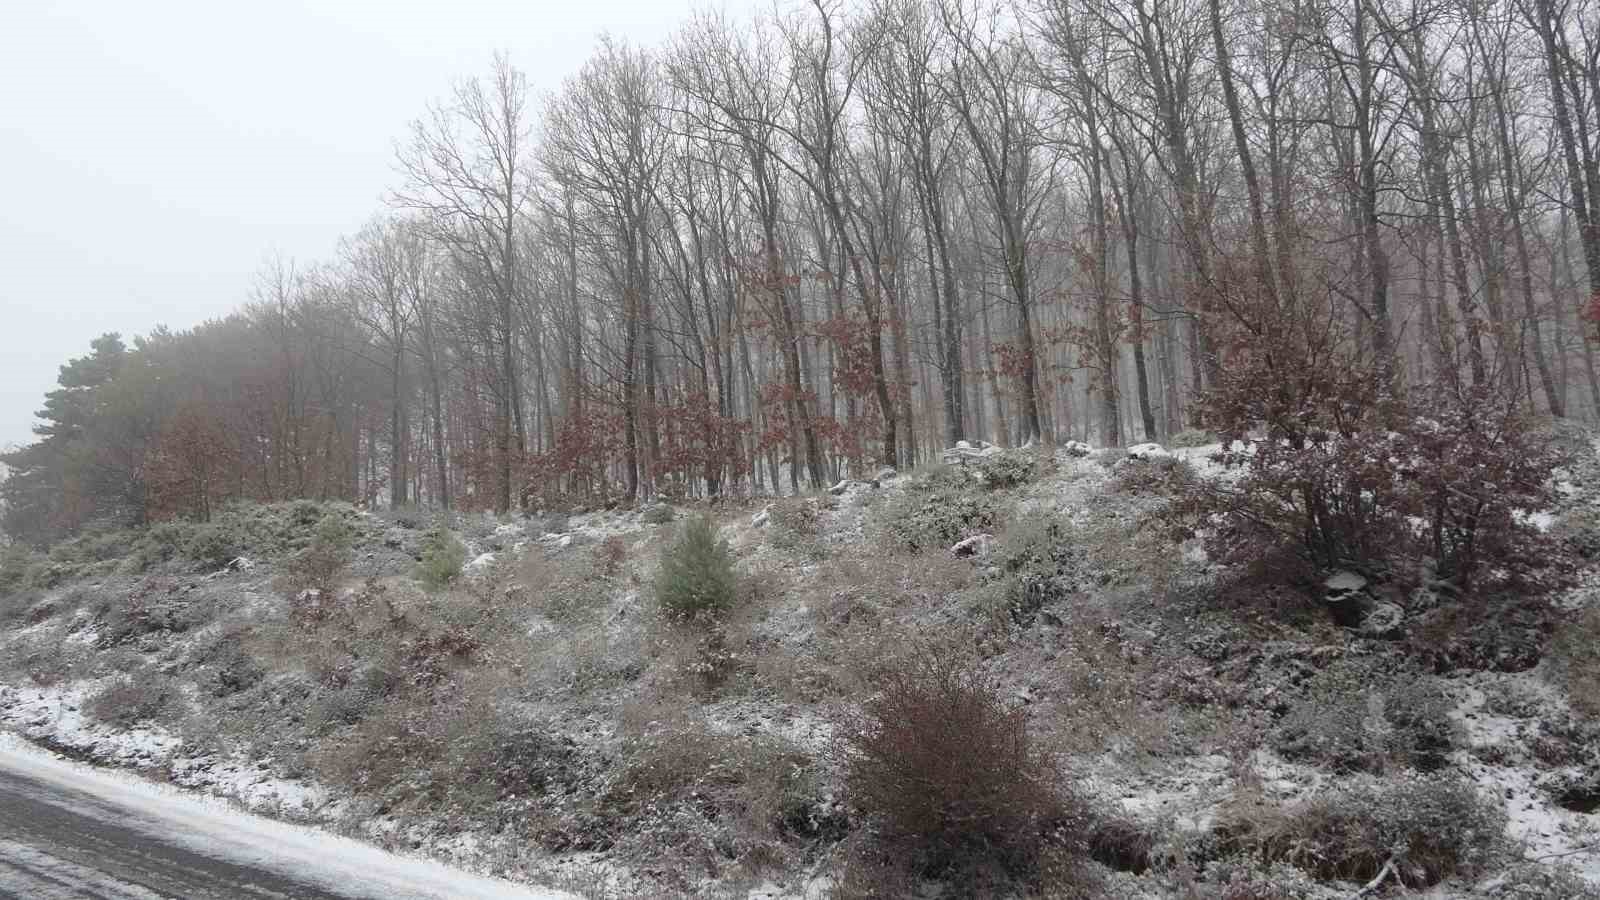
(6, 0, 1599, 547)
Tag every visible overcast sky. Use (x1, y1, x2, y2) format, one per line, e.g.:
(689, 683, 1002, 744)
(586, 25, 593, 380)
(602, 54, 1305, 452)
(0, 0, 762, 451)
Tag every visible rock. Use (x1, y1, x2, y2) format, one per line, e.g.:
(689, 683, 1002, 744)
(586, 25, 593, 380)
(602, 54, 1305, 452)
(1323, 570, 1371, 627)
(950, 533, 993, 559)
(942, 439, 1005, 464)
(464, 552, 496, 575)
(751, 503, 773, 528)
(1357, 600, 1405, 639)
(1063, 440, 1093, 458)
(226, 556, 255, 572)
(828, 479, 851, 495)
(1126, 442, 1171, 460)
(872, 466, 897, 486)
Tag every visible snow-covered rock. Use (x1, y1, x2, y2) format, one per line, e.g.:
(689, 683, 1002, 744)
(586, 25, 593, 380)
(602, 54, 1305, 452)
(1358, 600, 1404, 639)
(1323, 571, 1370, 627)
(1126, 442, 1172, 460)
(751, 503, 773, 528)
(942, 440, 1005, 464)
(950, 533, 994, 559)
(1063, 440, 1093, 458)
(872, 465, 897, 485)
(464, 552, 496, 576)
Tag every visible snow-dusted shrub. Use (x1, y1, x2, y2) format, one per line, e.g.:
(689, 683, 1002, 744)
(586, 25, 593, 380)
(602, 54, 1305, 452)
(1272, 667, 1458, 774)
(642, 503, 676, 525)
(414, 525, 466, 592)
(1216, 775, 1503, 887)
(1168, 428, 1217, 448)
(768, 497, 824, 558)
(839, 644, 1085, 884)
(184, 523, 240, 568)
(975, 450, 1046, 490)
(877, 478, 1004, 554)
(281, 514, 354, 596)
(0, 542, 38, 600)
(1113, 455, 1197, 496)
(1550, 604, 1600, 720)
(1178, 377, 1562, 590)
(85, 672, 181, 726)
(655, 515, 737, 623)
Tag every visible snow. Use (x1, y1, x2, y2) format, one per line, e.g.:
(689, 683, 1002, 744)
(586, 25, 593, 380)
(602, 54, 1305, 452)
(0, 733, 576, 899)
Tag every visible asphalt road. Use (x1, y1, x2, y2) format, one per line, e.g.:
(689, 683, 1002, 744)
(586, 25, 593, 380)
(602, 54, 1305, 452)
(0, 760, 351, 899)
(0, 739, 566, 900)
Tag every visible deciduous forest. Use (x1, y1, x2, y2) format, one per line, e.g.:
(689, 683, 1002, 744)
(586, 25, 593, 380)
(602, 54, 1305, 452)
(8, 0, 1600, 545)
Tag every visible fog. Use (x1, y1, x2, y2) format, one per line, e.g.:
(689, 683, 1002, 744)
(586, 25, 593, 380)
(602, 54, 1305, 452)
(0, 0, 752, 450)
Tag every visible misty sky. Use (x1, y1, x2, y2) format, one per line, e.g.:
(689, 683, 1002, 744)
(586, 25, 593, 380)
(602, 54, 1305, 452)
(0, 0, 760, 451)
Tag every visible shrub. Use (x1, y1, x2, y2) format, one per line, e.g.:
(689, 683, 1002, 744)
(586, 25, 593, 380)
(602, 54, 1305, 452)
(1549, 603, 1600, 720)
(656, 515, 737, 623)
(1168, 428, 1218, 448)
(878, 483, 1004, 554)
(84, 674, 181, 726)
(184, 524, 240, 568)
(838, 645, 1083, 883)
(768, 498, 825, 558)
(1272, 669, 1457, 774)
(1216, 776, 1503, 886)
(415, 526, 467, 592)
(642, 503, 676, 525)
(0, 543, 37, 598)
(1177, 378, 1562, 591)
(976, 450, 1046, 490)
(281, 514, 354, 596)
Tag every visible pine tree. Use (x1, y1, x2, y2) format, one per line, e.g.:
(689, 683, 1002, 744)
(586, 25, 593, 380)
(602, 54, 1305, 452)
(655, 515, 737, 623)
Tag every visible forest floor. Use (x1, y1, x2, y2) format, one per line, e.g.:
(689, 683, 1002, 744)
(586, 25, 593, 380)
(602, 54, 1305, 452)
(4, 436, 1600, 898)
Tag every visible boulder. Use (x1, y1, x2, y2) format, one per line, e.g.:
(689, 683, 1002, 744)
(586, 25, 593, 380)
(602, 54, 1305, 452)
(1126, 442, 1172, 460)
(1323, 571, 1371, 627)
(751, 503, 773, 528)
(950, 533, 994, 559)
(1358, 601, 1405, 639)
(942, 440, 1005, 465)
(1063, 440, 1093, 458)
(872, 466, 897, 486)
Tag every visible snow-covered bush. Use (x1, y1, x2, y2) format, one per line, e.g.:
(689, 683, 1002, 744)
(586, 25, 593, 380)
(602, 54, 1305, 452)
(1216, 775, 1503, 887)
(839, 644, 1084, 885)
(655, 515, 737, 623)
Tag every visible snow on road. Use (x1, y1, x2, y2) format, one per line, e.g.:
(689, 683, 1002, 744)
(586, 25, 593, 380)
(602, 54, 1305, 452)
(0, 733, 574, 900)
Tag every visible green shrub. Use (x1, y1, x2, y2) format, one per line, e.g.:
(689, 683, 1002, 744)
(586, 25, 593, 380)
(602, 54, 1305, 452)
(281, 514, 354, 595)
(1217, 776, 1503, 886)
(0, 543, 38, 598)
(839, 645, 1084, 884)
(975, 450, 1046, 490)
(656, 515, 737, 623)
(878, 482, 1004, 554)
(1550, 603, 1600, 720)
(185, 524, 240, 568)
(1168, 428, 1217, 448)
(415, 526, 467, 592)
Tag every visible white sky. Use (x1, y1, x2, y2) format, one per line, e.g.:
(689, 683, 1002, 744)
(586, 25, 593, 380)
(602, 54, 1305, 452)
(0, 0, 762, 450)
